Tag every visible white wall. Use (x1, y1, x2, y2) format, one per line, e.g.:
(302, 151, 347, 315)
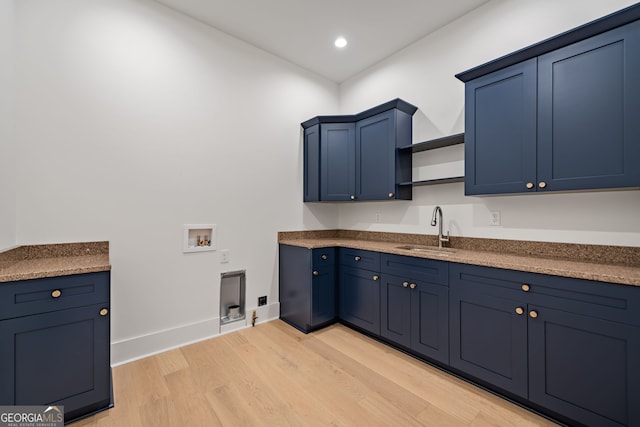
(13, 0, 339, 363)
(0, 0, 17, 251)
(335, 0, 640, 247)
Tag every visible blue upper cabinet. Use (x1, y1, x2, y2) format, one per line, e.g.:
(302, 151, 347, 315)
(458, 5, 640, 195)
(537, 22, 640, 191)
(464, 59, 537, 195)
(303, 124, 320, 202)
(301, 99, 416, 202)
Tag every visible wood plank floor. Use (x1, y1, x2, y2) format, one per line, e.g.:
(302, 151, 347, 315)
(74, 321, 559, 426)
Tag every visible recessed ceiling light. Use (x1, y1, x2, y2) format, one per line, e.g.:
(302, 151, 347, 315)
(334, 37, 347, 48)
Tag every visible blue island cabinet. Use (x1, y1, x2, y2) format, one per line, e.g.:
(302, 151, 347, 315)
(450, 263, 640, 427)
(0, 272, 112, 423)
(462, 18, 640, 195)
(279, 245, 336, 333)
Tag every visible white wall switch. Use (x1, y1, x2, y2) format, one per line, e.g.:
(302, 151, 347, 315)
(220, 249, 230, 263)
(489, 211, 501, 226)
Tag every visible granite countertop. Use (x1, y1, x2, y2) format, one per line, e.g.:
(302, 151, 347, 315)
(0, 242, 111, 283)
(279, 230, 640, 287)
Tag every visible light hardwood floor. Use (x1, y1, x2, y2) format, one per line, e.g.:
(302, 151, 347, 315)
(74, 321, 559, 426)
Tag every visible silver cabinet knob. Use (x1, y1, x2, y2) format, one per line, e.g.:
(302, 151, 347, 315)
(372, 275, 379, 281)
(388, 192, 394, 198)
(409, 283, 416, 289)
(402, 281, 409, 288)
(321, 254, 327, 260)
(538, 181, 547, 189)
(354, 256, 361, 261)
(526, 182, 534, 189)
(350, 195, 356, 200)
(312, 270, 319, 276)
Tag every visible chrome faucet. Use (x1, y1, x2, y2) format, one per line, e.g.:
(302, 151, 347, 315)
(431, 206, 450, 249)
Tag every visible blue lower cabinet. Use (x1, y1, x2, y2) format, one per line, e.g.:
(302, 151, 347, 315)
(280, 246, 640, 426)
(449, 281, 528, 398)
(0, 304, 111, 421)
(528, 306, 640, 427)
(279, 245, 336, 333)
(450, 262, 640, 427)
(0, 272, 111, 423)
(380, 273, 449, 364)
(339, 265, 380, 335)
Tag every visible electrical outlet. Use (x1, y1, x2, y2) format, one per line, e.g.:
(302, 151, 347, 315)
(489, 211, 501, 226)
(375, 212, 382, 223)
(258, 296, 267, 306)
(220, 249, 230, 263)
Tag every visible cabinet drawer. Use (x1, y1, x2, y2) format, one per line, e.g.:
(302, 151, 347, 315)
(0, 272, 110, 321)
(450, 263, 640, 326)
(313, 248, 336, 266)
(381, 254, 448, 286)
(339, 248, 380, 271)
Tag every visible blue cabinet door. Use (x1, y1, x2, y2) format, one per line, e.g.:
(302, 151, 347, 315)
(311, 264, 336, 326)
(537, 20, 640, 192)
(303, 124, 320, 202)
(0, 303, 110, 422)
(450, 282, 528, 398)
(410, 279, 449, 365)
(380, 274, 411, 348)
(356, 110, 397, 200)
(321, 123, 355, 201)
(464, 59, 537, 195)
(339, 266, 380, 335)
(528, 305, 640, 427)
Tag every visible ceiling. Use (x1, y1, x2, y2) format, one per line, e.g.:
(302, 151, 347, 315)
(153, 0, 489, 83)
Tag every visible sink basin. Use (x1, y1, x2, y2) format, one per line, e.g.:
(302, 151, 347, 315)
(395, 245, 456, 254)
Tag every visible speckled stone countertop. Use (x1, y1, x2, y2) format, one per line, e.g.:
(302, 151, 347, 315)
(0, 242, 110, 283)
(279, 230, 640, 287)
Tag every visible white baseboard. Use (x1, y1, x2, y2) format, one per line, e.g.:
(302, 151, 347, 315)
(111, 302, 279, 366)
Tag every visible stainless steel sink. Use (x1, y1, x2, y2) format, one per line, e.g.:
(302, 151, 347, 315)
(395, 245, 456, 254)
